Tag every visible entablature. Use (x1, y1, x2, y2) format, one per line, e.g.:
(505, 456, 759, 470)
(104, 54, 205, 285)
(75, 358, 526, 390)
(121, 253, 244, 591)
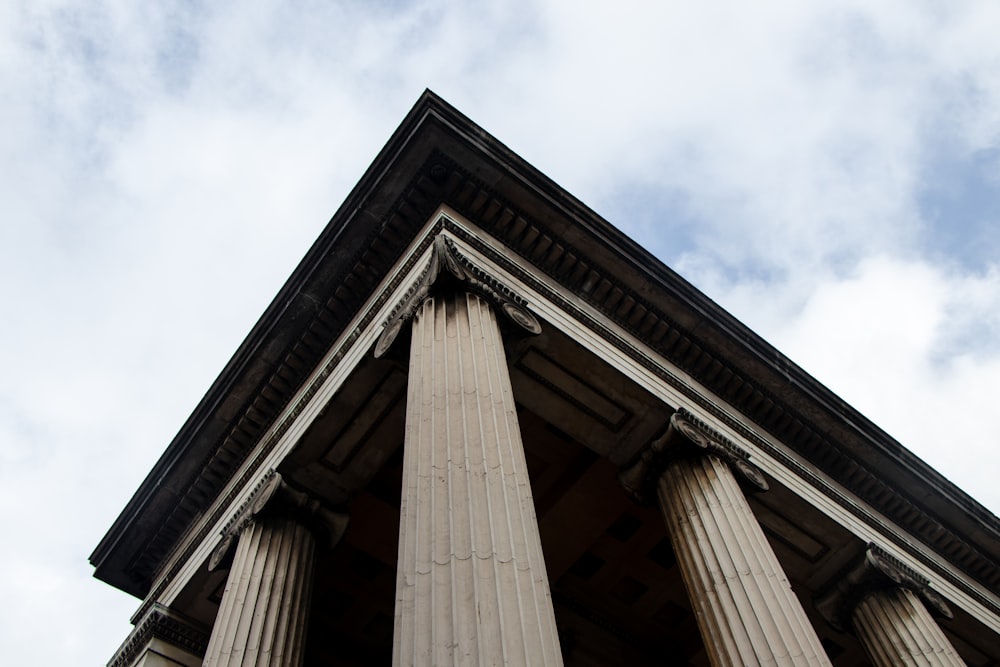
(93, 92, 1000, 641)
(124, 211, 1000, 638)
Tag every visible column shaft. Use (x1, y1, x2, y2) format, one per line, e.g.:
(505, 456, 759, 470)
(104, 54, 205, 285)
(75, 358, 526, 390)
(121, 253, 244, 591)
(393, 292, 562, 667)
(852, 587, 965, 667)
(203, 517, 316, 667)
(657, 454, 831, 667)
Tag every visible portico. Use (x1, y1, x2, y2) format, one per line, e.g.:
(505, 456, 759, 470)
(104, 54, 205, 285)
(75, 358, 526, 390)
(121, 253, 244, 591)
(93, 92, 1000, 666)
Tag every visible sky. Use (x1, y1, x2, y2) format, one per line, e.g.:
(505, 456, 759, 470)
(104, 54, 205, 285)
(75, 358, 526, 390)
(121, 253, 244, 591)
(1, 0, 998, 663)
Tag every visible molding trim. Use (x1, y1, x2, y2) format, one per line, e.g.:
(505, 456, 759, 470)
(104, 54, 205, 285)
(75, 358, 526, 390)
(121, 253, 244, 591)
(109, 603, 209, 667)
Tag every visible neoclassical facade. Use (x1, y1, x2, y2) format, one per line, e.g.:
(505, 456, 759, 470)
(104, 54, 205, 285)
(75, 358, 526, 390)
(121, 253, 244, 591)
(92, 92, 1000, 666)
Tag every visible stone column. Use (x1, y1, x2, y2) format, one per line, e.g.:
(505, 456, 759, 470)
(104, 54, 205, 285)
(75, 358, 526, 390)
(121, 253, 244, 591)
(621, 410, 831, 667)
(203, 472, 348, 667)
(816, 545, 964, 667)
(375, 236, 560, 666)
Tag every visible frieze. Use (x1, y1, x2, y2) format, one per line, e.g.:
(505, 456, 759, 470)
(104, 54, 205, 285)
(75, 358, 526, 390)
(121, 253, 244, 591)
(109, 603, 209, 667)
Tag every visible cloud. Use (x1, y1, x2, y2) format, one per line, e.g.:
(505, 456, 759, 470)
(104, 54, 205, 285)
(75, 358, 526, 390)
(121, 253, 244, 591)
(473, 1, 1000, 280)
(762, 256, 1000, 510)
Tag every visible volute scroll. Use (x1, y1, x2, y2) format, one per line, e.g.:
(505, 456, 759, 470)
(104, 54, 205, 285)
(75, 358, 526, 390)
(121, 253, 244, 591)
(374, 234, 541, 358)
(619, 408, 768, 505)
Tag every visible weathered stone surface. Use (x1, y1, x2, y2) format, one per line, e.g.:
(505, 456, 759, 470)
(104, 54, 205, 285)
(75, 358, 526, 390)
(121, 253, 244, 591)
(203, 475, 348, 667)
(657, 453, 832, 666)
(852, 587, 965, 667)
(203, 517, 316, 667)
(815, 544, 963, 666)
(393, 292, 562, 666)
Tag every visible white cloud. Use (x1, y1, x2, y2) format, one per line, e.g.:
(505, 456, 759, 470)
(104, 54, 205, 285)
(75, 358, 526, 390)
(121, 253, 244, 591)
(755, 256, 1000, 510)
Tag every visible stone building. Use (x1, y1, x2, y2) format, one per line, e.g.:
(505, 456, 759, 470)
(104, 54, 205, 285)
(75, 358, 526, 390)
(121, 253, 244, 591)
(92, 91, 1000, 666)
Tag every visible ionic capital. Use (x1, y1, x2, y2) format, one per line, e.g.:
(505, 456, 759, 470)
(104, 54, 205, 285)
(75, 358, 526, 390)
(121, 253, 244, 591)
(374, 234, 541, 358)
(618, 409, 768, 505)
(815, 543, 953, 633)
(209, 471, 348, 571)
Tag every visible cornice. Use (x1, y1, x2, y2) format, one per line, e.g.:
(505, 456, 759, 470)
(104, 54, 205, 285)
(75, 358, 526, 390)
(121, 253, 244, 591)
(109, 603, 209, 667)
(93, 91, 1000, 621)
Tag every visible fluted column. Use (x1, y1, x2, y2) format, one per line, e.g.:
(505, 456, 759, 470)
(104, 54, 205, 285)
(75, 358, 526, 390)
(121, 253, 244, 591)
(816, 545, 963, 667)
(392, 291, 562, 666)
(203, 473, 348, 667)
(621, 411, 831, 667)
(853, 588, 964, 666)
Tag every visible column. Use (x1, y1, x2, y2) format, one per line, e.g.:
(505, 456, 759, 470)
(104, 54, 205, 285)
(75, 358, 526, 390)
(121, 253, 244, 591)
(816, 545, 964, 667)
(621, 410, 831, 667)
(374, 234, 559, 666)
(203, 472, 348, 667)
(391, 291, 562, 666)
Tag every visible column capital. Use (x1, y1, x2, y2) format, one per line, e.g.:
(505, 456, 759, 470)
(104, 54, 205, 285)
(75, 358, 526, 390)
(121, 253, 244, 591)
(619, 409, 768, 505)
(815, 543, 953, 632)
(374, 233, 541, 358)
(209, 470, 348, 571)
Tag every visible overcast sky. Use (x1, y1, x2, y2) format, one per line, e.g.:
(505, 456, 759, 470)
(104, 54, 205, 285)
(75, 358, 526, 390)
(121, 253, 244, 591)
(2, 0, 999, 663)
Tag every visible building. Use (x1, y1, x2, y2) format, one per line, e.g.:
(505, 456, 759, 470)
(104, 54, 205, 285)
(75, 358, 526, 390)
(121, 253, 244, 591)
(91, 91, 1000, 666)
